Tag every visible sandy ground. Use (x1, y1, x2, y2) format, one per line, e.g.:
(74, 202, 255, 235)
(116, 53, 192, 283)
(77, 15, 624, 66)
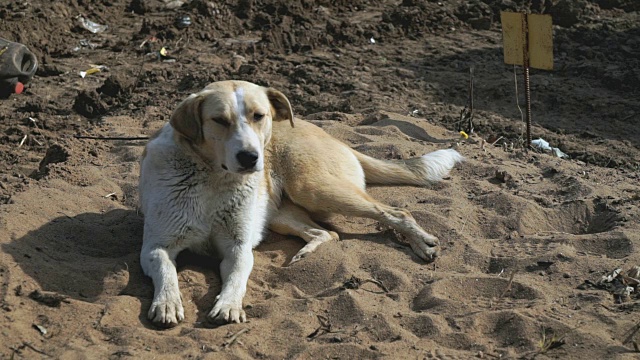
(1, 0, 640, 359)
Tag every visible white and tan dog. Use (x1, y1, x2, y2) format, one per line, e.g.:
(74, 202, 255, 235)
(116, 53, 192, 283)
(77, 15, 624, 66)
(139, 80, 463, 327)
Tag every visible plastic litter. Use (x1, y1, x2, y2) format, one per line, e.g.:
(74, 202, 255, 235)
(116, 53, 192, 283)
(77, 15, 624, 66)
(34, 324, 48, 336)
(79, 39, 98, 49)
(369, 37, 376, 44)
(79, 65, 107, 78)
(579, 265, 640, 303)
(159, 47, 177, 63)
(531, 138, 569, 158)
(175, 14, 192, 29)
(77, 16, 108, 34)
(164, 0, 185, 9)
(73, 39, 99, 51)
(0, 38, 38, 98)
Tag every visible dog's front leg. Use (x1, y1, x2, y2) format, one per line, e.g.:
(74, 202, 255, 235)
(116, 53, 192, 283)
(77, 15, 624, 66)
(141, 244, 185, 327)
(208, 241, 254, 324)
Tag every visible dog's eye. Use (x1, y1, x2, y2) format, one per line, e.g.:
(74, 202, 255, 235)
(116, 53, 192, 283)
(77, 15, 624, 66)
(212, 117, 229, 127)
(253, 113, 265, 122)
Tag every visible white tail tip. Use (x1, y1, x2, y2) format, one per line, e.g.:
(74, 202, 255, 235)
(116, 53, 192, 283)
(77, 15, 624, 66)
(421, 149, 464, 182)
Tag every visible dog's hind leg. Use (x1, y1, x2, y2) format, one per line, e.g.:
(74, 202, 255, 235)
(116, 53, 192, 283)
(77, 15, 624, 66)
(269, 198, 339, 264)
(288, 185, 439, 261)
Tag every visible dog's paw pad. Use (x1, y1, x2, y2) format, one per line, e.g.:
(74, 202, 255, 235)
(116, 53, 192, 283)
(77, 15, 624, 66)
(289, 231, 337, 265)
(409, 234, 440, 261)
(208, 303, 246, 325)
(148, 299, 185, 328)
(290, 251, 309, 265)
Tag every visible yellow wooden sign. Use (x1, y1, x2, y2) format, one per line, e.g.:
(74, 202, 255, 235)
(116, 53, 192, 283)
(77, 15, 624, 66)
(500, 12, 553, 70)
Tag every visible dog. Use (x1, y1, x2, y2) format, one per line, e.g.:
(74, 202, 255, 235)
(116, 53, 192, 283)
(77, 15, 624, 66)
(138, 80, 464, 327)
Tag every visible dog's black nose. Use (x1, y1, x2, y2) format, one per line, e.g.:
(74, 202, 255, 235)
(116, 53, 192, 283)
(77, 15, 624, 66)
(236, 150, 259, 169)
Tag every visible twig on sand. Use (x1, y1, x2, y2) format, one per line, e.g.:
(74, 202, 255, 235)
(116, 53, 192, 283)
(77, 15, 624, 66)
(129, 54, 146, 96)
(342, 276, 390, 293)
(10, 342, 51, 358)
(459, 208, 472, 236)
(74, 135, 149, 141)
(498, 271, 516, 300)
(513, 65, 525, 139)
(457, 66, 475, 134)
(307, 315, 345, 340)
(222, 328, 249, 348)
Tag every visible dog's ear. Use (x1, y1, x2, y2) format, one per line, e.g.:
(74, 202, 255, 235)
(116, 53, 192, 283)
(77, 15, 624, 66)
(170, 93, 204, 142)
(267, 88, 294, 128)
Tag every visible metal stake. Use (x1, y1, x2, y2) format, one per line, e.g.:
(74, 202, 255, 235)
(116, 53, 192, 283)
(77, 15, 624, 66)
(522, 12, 532, 148)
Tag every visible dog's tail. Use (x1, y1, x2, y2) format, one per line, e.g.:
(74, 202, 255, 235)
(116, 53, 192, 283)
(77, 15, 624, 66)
(351, 148, 464, 186)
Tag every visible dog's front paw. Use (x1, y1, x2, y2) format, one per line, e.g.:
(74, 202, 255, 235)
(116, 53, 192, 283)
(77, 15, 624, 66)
(208, 298, 246, 325)
(408, 233, 440, 261)
(148, 293, 184, 328)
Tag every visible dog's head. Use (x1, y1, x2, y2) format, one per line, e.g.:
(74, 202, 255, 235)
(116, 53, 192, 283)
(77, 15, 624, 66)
(170, 80, 294, 174)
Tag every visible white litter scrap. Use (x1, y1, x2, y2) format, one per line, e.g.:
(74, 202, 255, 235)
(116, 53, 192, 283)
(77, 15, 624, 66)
(531, 138, 569, 158)
(164, 0, 185, 9)
(78, 16, 108, 34)
(598, 268, 622, 284)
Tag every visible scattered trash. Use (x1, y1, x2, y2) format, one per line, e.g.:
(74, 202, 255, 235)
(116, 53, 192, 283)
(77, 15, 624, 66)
(156, 47, 177, 63)
(369, 37, 376, 44)
(551, 148, 568, 158)
(602, 268, 623, 283)
(77, 16, 108, 34)
(104, 192, 117, 200)
(33, 324, 47, 336)
(531, 138, 569, 158)
(79, 65, 107, 78)
(459, 130, 469, 139)
(175, 14, 192, 29)
(73, 39, 99, 51)
(628, 265, 640, 279)
(531, 138, 551, 150)
(18, 134, 28, 147)
(578, 266, 640, 303)
(164, 0, 186, 9)
(0, 38, 38, 98)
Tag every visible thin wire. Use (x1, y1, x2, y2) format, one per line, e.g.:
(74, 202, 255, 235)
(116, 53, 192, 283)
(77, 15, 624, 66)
(513, 65, 525, 139)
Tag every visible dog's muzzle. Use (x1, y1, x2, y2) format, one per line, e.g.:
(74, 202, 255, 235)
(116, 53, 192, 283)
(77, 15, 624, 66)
(236, 150, 259, 171)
